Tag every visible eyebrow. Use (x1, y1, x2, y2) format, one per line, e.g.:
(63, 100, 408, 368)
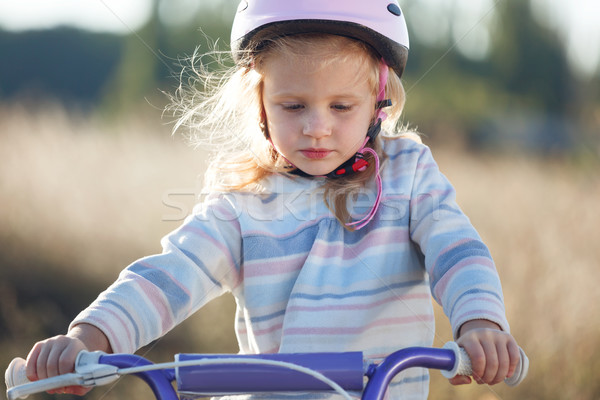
(267, 91, 367, 102)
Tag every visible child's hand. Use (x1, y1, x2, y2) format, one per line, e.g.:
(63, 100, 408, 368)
(25, 324, 111, 395)
(449, 320, 521, 386)
(25, 334, 89, 395)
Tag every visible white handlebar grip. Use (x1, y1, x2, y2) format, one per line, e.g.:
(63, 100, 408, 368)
(442, 342, 529, 387)
(441, 342, 472, 378)
(5, 358, 30, 389)
(504, 347, 529, 386)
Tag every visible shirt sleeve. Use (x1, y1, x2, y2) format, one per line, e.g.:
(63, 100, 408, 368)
(69, 193, 243, 353)
(408, 145, 510, 338)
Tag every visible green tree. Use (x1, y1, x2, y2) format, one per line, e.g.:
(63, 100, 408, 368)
(99, 0, 166, 117)
(99, 0, 238, 118)
(490, 0, 573, 114)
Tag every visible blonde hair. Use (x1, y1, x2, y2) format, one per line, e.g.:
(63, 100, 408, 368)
(169, 34, 411, 228)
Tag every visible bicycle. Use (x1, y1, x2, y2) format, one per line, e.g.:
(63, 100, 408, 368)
(5, 342, 528, 400)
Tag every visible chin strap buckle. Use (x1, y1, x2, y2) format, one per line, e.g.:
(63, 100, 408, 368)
(352, 158, 369, 172)
(333, 156, 369, 177)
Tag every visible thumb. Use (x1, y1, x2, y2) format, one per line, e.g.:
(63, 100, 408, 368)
(449, 375, 472, 386)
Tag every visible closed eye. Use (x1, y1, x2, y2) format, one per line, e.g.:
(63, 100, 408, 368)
(282, 103, 304, 111)
(332, 104, 353, 112)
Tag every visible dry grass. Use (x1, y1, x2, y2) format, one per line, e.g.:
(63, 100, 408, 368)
(1, 103, 598, 399)
(429, 148, 600, 399)
(0, 102, 205, 278)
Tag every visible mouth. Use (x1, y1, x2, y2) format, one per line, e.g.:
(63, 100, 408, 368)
(300, 148, 332, 159)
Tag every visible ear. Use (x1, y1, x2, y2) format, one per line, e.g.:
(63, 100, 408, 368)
(256, 77, 270, 139)
(259, 106, 269, 139)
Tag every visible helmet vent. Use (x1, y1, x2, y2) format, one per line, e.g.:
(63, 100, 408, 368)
(237, 1, 248, 13)
(387, 3, 402, 16)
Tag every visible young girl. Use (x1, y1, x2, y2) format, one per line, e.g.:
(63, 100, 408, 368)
(23, 1, 521, 399)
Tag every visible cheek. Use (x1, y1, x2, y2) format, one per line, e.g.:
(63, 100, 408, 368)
(267, 115, 295, 146)
(345, 113, 373, 139)
(267, 108, 299, 131)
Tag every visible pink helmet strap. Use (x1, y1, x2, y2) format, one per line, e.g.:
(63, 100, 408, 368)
(346, 60, 388, 229)
(345, 143, 383, 230)
(376, 61, 389, 121)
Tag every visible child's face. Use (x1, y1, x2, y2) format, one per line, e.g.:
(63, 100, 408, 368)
(261, 53, 376, 176)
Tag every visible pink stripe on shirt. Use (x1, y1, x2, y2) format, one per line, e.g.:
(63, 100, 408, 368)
(287, 292, 430, 313)
(134, 275, 175, 333)
(284, 315, 434, 336)
(432, 256, 495, 298)
(309, 228, 409, 260)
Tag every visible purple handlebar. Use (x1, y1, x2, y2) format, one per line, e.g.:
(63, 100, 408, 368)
(363, 347, 456, 400)
(98, 347, 458, 400)
(176, 352, 364, 394)
(98, 354, 177, 400)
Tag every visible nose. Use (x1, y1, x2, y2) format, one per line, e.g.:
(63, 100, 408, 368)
(303, 109, 332, 139)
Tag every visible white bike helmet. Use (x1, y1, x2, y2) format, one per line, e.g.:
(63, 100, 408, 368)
(230, 0, 410, 78)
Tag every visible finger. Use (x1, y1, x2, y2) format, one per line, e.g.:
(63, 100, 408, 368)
(49, 388, 69, 395)
(449, 375, 472, 385)
(506, 340, 521, 378)
(491, 342, 510, 385)
(463, 341, 486, 383)
(479, 339, 499, 384)
(57, 342, 79, 375)
(45, 342, 65, 378)
(49, 386, 87, 396)
(34, 342, 52, 380)
(26, 342, 43, 381)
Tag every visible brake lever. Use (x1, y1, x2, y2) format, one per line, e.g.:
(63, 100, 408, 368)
(6, 351, 119, 400)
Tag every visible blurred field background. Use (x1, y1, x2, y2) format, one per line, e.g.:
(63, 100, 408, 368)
(1, 0, 599, 399)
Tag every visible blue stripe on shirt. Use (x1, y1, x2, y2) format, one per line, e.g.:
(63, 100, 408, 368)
(244, 224, 320, 260)
(290, 279, 425, 301)
(129, 262, 194, 312)
(430, 240, 491, 288)
(105, 299, 140, 348)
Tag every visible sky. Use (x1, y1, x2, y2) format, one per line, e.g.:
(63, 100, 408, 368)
(0, 0, 598, 78)
(0, 0, 153, 34)
(529, 0, 600, 78)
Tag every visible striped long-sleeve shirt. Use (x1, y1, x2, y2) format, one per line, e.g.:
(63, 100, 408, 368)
(71, 138, 509, 399)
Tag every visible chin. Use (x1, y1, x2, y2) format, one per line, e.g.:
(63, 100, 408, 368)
(296, 164, 335, 177)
